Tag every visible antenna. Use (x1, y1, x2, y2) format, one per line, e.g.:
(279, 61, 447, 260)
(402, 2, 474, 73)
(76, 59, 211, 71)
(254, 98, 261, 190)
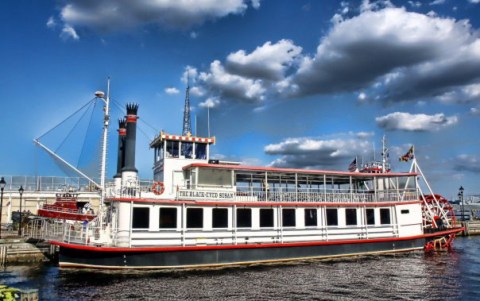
(182, 78, 192, 136)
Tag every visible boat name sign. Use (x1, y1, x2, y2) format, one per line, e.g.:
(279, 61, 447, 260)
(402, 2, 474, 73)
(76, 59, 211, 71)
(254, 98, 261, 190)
(177, 189, 235, 200)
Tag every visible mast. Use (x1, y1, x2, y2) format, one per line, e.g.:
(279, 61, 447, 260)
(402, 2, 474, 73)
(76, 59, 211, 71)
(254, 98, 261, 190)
(97, 78, 110, 208)
(381, 135, 388, 172)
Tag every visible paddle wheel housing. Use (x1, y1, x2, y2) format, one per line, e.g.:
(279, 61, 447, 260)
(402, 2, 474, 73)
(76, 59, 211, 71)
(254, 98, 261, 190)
(422, 194, 457, 252)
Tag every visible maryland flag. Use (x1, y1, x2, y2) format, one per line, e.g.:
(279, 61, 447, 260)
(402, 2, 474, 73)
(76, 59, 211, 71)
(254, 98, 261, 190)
(399, 146, 414, 162)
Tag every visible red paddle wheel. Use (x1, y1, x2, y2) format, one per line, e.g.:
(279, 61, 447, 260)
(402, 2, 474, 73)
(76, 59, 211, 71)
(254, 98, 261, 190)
(422, 194, 457, 252)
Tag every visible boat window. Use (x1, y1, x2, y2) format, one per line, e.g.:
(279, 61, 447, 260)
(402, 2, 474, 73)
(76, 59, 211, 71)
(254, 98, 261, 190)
(345, 208, 357, 226)
(132, 207, 150, 229)
(236, 208, 252, 228)
(401, 209, 410, 214)
(159, 208, 177, 229)
(380, 208, 391, 224)
(195, 143, 207, 159)
(166, 140, 179, 158)
(197, 169, 232, 187)
(155, 145, 164, 162)
(366, 208, 375, 225)
(282, 209, 296, 227)
(305, 209, 317, 227)
(181, 142, 193, 159)
(187, 208, 203, 228)
(326, 208, 338, 226)
(260, 208, 274, 227)
(212, 208, 228, 228)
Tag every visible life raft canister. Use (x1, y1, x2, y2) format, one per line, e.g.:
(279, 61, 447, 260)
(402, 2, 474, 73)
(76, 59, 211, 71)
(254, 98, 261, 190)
(152, 181, 165, 195)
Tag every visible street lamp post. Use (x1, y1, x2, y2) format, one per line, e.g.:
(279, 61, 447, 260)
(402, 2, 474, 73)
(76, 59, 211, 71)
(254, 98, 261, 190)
(0, 177, 6, 239)
(458, 186, 465, 222)
(18, 185, 24, 236)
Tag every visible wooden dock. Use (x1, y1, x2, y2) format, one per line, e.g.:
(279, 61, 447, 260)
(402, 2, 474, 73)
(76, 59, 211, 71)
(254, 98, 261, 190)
(460, 220, 480, 236)
(0, 237, 53, 266)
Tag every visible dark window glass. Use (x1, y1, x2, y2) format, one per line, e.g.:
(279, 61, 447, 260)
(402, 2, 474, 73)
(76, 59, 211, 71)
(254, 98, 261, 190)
(380, 208, 391, 225)
(260, 209, 274, 227)
(305, 209, 317, 227)
(132, 207, 149, 229)
(346, 209, 357, 226)
(166, 140, 179, 158)
(326, 209, 338, 226)
(159, 208, 177, 229)
(187, 208, 203, 228)
(282, 209, 296, 227)
(181, 142, 193, 159)
(366, 208, 375, 225)
(236, 209, 251, 228)
(195, 143, 207, 159)
(401, 209, 410, 214)
(212, 208, 228, 228)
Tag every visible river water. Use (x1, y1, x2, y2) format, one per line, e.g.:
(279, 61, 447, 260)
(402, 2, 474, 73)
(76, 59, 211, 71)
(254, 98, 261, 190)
(1, 236, 479, 300)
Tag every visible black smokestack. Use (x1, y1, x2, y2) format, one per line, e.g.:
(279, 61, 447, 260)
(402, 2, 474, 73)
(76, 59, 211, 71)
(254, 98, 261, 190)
(122, 103, 138, 173)
(114, 118, 127, 178)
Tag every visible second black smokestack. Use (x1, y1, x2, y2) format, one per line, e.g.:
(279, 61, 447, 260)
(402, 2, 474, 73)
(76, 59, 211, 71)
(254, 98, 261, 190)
(114, 118, 127, 178)
(122, 103, 138, 173)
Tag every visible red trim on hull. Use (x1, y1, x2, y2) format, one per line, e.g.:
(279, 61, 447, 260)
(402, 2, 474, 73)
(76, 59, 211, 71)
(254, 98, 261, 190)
(37, 209, 96, 221)
(50, 228, 463, 253)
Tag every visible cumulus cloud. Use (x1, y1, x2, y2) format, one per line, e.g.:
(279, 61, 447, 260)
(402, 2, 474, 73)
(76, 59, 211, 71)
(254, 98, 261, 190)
(165, 87, 180, 95)
(376, 112, 458, 131)
(436, 83, 480, 104)
(265, 133, 372, 169)
(198, 60, 266, 103)
(454, 154, 480, 173)
(225, 40, 302, 81)
(469, 0, 480, 4)
(54, 0, 260, 37)
(199, 97, 220, 108)
(408, 1, 422, 8)
(289, 7, 480, 103)
(60, 25, 79, 40)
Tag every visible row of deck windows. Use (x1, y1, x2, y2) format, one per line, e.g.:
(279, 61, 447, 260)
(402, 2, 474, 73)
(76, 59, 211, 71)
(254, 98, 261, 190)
(132, 207, 392, 230)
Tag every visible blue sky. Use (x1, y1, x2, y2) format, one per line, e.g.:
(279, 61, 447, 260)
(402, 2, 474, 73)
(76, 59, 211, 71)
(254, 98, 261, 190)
(1, 0, 479, 197)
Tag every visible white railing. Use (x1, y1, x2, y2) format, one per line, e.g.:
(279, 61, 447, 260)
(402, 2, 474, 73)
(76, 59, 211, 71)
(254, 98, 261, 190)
(175, 188, 418, 203)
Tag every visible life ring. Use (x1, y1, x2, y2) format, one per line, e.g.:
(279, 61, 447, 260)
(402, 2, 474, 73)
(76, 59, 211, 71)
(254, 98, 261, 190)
(152, 181, 165, 195)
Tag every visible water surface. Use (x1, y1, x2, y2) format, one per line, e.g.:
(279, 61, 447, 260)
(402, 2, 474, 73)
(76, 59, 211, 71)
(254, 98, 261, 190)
(1, 237, 479, 300)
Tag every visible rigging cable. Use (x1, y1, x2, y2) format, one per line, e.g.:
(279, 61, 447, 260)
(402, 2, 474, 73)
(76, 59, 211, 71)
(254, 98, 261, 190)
(54, 99, 95, 153)
(36, 98, 96, 141)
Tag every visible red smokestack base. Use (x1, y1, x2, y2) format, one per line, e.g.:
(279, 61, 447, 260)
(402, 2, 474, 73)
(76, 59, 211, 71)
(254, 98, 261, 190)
(115, 118, 127, 178)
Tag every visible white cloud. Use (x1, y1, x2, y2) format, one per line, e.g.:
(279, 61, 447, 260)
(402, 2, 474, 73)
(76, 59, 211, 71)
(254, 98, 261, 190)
(265, 133, 372, 169)
(58, 0, 258, 33)
(46, 16, 56, 28)
(430, 0, 446, 5)
(190, 31, 198, 39)
(408, 1, 422, 8)
(226, 40, 302, 81)
(471, 107, 480, 115)
(165, 87, 180, 95)
(376, 112, 458, 131)
(468, 0, 480, 4)
(60, 25, 79, 40)
(182, 66, 198, 84)
(199, 60, 266, 103)
(290, 7, 480, 103)
(199, 97, 220, 109)
(454, 154, 480, 173)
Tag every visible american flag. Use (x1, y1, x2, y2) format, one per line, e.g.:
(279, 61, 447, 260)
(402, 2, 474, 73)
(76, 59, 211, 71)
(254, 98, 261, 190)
(348, 157, 358, 172)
